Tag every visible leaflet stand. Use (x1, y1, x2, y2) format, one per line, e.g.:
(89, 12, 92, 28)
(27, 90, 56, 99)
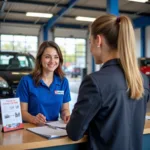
(0, 98, 24, 132)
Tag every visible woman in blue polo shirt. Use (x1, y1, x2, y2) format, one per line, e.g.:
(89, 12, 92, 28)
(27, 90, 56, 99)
(16, 41, 71, 125)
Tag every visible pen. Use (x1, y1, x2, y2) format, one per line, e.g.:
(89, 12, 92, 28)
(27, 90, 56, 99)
(45, 124, 66, 130)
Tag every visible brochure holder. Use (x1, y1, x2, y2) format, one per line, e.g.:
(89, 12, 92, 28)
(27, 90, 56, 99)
(0, 98, 24, 132)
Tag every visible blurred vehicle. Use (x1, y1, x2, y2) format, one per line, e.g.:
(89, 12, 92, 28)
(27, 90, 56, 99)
(64, 65, 81, 78)
(64, 66, 74, 75)
(0, 51, 35, 98)
(71, 67, 81, 78)
(139, 57, 150, 79)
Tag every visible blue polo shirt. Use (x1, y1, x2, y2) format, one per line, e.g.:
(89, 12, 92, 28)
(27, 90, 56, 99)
(16, 74, 71, 121)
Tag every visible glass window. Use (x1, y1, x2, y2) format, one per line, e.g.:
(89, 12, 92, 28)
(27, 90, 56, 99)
(26, 42, 37, 51)
(0, 55, 13, 65)
(29, 57, 35, 68)
(14, 42, 26, 51)
(26, 36, 38, 42)
(14, 35, 25, 42)
(75, 39, 85, 45)
(65, 38, 75, 54)
(1, 35, 13, 41)
(55, 37, 65, 46)
(1, 41, 13, 51)
(0, 34, 38, 55)
(18, 56, 29, 67)
(55, 37, 86, 71)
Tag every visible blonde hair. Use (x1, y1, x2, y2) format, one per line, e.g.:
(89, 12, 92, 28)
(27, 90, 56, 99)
(91, 14, 144, 100)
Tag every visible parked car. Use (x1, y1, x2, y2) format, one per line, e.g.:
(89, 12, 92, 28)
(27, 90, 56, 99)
(138, 57, 150, 80)
(71, 67, 81, 78)
(0, 51, 35, 98)
(64, 65, 81, 77)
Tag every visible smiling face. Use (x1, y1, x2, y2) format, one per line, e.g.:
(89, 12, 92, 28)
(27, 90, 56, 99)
(41, 47, 60, 73)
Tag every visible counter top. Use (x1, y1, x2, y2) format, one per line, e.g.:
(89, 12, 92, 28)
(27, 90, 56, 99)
(0, 123, 87, 150)
(0, 120, 150, 150)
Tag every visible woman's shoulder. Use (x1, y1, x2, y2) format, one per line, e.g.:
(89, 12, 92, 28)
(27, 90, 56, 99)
(18, 74, 34, 88)
(55, 74, 69, 84)
(21, 74, 33, 82)
(62, 76, 68, 82)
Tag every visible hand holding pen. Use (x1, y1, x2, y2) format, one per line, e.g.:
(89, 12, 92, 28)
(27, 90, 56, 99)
(33, 113, 46, 125)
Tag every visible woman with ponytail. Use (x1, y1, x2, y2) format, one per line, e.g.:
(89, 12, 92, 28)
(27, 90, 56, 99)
(67, 15, 150, 150)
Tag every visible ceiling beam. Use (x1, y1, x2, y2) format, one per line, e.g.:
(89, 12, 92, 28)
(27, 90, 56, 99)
(0, 19, 44, 25)
(0, 0, 7, 16)
(46, 0, 79, 29)
(6, 0, 150, 16)
(3, 9, 150, 19)
(0, 19, 88, 29)
(55, 23, 88, 29)
(3, 10, 76, 19)
(133, 16, 150, 28)
(43, 0, 79, 41)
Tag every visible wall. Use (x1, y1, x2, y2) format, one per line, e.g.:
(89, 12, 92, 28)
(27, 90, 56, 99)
(135, 28, 141, 58)
(86, 31, 92, 74)
(0, 23, 40, 35)
(38, 26, 43, 46)
(146, 26, 150, 57)
(54, 28, 87, 38)
(38, 26, 54, 45)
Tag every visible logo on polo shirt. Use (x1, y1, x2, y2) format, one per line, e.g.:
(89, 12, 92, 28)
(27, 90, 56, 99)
(55, 90, 64, 95)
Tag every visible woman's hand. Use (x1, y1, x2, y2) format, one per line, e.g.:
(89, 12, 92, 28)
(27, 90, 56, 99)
(32, 113, 46, 125)
(61, 109, 70, 124)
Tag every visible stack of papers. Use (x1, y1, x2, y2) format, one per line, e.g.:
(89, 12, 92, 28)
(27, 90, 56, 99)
(46, 120, 66, 129)
(27, 120, 67, 139)
(145, 116, 150, 120)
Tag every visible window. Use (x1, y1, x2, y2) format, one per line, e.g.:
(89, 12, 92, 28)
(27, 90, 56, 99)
(0, 55, 13, 65)
(0, 34, 38, 56)
(55, 37, 86, 70)
(18, 56, 29, 67)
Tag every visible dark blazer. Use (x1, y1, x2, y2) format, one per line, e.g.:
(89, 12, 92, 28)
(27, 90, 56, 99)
(66, 59, 150, 150)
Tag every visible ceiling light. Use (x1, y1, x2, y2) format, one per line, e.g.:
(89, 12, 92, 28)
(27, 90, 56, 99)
(128, 0, 148, 3)
(26, 12, 53, 18)
(76, 16, 96, 22)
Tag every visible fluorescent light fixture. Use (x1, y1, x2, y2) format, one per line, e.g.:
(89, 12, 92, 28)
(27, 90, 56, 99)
(26, 12, 53, 18)
(76, 16, 96, 22)
(128, 0, 148, 3)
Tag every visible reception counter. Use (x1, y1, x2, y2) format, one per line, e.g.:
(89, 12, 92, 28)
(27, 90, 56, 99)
(0, 123, 87, 150)
(0, 121, 150, 150)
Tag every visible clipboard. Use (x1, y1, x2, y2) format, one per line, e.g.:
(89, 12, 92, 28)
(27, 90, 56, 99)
(26, 120, 67, 139)
(27, 125, 67, 139)
(45, 120, 66, 129)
